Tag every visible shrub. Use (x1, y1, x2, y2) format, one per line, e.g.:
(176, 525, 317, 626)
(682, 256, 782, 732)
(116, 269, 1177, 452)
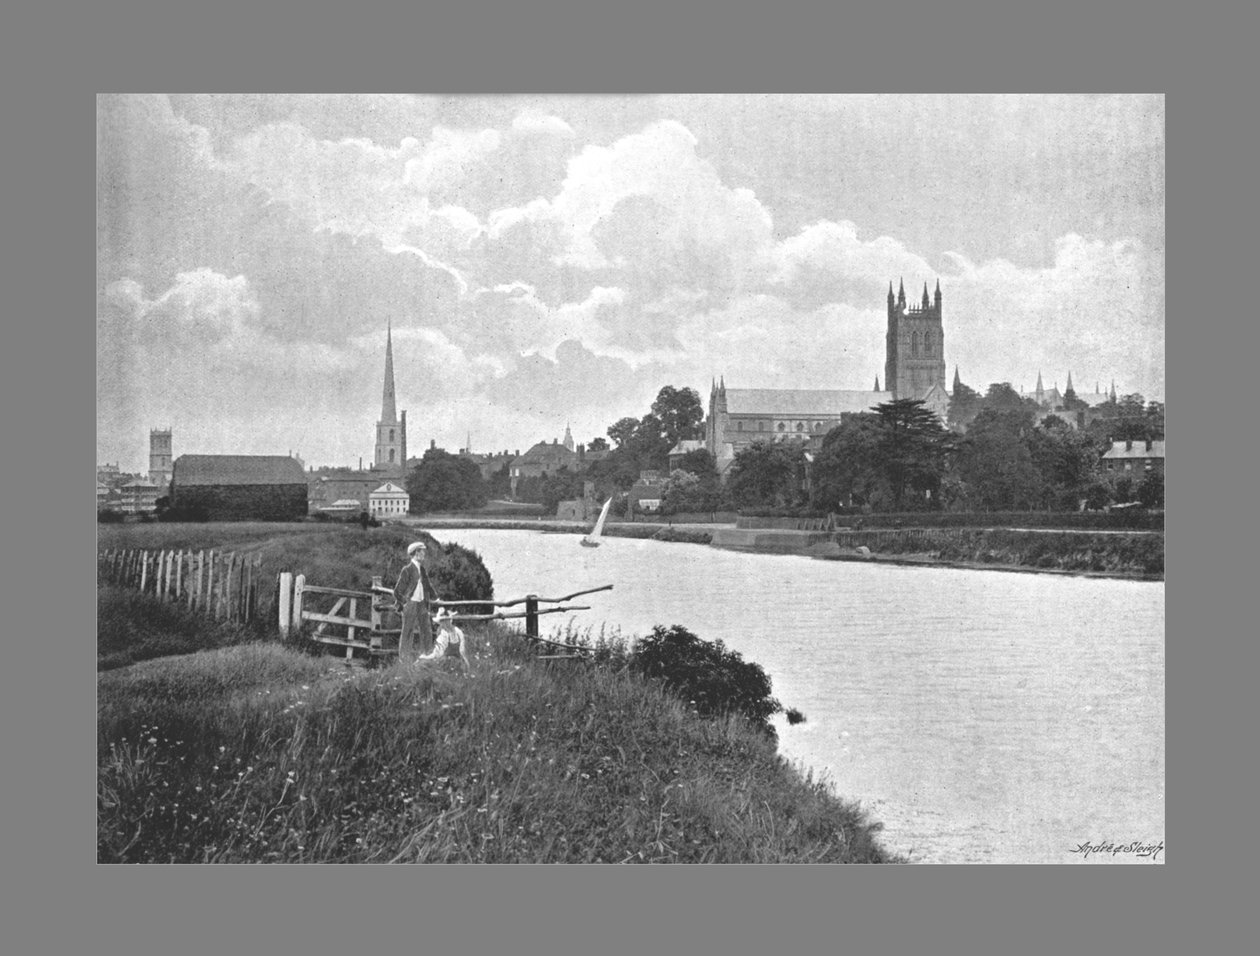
(630, 625, 782, 733)
(429, 542, 495, 616)
(98, 509, 125, 523)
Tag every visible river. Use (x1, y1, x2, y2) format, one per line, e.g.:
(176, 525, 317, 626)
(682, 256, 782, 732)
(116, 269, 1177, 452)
(436, 528, 1165, 864)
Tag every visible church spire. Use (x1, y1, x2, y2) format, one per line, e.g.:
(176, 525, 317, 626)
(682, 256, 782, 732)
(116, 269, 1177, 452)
(380, 321, 397, 424)
(1065, 370, 1074, 393)
(897, 277, 906, 306)
(563, 422, 574, 452)
(922, 282, 930, 308)
(874, 375, 881, 391)
(953, 365, 962, 390)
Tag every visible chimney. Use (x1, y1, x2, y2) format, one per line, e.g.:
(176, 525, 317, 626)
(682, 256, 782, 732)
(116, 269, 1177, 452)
(1125, 440, 1133, 451)
(1146, 439, 1153, 452)
(430, 439, 436, 450)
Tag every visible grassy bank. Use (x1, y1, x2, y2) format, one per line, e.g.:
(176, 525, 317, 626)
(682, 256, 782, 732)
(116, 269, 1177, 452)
(842, 528, 1163, 577)
(98, 613, 899, 863)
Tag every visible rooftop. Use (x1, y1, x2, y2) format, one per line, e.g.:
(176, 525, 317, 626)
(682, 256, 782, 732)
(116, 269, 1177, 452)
(724, 388, 890, 417)
(173, 455, 306, 486)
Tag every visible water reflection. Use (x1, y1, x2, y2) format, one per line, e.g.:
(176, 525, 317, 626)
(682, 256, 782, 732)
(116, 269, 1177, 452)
(438, 528, 1165, 863)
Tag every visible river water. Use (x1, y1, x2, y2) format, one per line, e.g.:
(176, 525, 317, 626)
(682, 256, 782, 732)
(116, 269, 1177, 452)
(436, 528, 1165, 864)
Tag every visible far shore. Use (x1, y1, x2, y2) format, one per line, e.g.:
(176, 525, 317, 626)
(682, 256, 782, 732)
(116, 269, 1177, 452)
(388, 516, 1163, 582)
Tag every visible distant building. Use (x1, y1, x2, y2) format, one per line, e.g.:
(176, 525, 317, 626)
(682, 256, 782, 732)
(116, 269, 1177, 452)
(320, 498, 366, 519)
(628, 472, 666, 515)
(667, 439, 706, 471)
(369, 481, 410, 517)
(119, 478, 160, 514)
(97, 481, 110, 510)
(171, 454, 308, 520)
(363, 322, 409, 480)
(556, 481, 597, 521)
(509, 439, 580, 496)
(1101, 439, 1164, 476)
(306, 470, 380, 513)
(149, 428, 173, 490)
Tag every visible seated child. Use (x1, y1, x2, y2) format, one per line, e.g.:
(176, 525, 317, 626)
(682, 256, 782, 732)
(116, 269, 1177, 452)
(415, 607, 471, 674)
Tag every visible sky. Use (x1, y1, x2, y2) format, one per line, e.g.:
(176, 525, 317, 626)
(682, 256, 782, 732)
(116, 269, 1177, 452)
(97, 94, 1164, 472)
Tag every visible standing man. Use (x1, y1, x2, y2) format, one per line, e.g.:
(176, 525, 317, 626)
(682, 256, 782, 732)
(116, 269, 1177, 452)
(393, 540, 438, 663)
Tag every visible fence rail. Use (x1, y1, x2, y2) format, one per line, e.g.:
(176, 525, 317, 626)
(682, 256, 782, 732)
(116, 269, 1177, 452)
(98, 548, 265, 624)
(277, 573, 612, 661)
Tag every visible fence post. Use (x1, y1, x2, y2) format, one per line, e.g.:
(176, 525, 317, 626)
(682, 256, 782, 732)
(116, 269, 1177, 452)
(175, 550, 183, 604)
(207, 551, 217, 618)
(140, 550, 149, 593)
(292, 573, 306, 636)
(526, 594, 539, 640)
(278, 572, 293, 638)
(163, 550, 173, 601)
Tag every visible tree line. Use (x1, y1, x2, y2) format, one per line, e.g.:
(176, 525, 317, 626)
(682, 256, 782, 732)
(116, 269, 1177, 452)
(401, 381, 1164, 516)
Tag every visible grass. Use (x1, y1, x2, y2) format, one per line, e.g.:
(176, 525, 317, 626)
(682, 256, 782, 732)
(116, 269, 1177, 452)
(869, 528, 1166, 577)
(98, 607, 899, 864)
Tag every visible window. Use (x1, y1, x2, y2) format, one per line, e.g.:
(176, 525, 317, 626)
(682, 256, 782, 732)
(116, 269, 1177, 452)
(911, 331, 920, 357)
(389, 429, 394, 442)
(795, 422, 805, 432)
(389, 449, 395, 462)
(923, 331, 932, 355)
(777, 422, 786, 432)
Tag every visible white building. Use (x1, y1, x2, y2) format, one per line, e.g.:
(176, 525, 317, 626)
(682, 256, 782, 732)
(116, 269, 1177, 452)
(369, 481, 410, 517)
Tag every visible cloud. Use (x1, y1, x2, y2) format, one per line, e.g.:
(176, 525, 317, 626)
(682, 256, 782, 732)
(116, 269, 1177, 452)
(511, 109, 576, 138)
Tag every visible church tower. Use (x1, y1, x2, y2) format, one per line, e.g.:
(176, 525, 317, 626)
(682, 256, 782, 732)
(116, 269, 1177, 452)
(885, 278, 946, 400)
(563, 423, 574, 452)
(374, 322, 407, 474)
(149, 428, 172, 490)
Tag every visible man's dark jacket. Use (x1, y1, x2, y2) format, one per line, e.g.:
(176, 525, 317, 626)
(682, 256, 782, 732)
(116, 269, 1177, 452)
(393, 561, 437, 610)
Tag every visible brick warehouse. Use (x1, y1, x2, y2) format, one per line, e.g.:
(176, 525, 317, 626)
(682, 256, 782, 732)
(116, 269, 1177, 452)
(171, 455, 308, 521)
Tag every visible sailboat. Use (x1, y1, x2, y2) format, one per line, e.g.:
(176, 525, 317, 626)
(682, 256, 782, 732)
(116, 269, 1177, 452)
(580, 497, 613, 548)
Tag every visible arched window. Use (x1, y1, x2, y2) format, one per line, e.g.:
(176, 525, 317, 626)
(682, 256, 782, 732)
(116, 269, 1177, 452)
(911, 331, 920, 357)
(923, 331, 932, 356)
(389, 429, 394, 442)
(777, 422, 786, 432)
(389, 449, 395, 462)
(795, 422, 804, 432)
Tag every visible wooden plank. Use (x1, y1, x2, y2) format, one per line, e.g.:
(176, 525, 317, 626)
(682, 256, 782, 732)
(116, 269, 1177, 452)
(278, 572, 293, 637)
(140, 550, 149, 593)
(195, 551, 205, 611)
(301, 610, 370, 628)
(205, 551, 215, 617)
(307, 634, 373, 649)
(292, 574, 305, 635)
(175, 550, 183, 604)
(299, 584, 376, 600)
(314, 596, 347, 636)
(164, 550, 175, 601)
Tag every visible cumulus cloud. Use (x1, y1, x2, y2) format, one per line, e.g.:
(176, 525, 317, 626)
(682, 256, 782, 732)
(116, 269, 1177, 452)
(511, 109, 576, 138)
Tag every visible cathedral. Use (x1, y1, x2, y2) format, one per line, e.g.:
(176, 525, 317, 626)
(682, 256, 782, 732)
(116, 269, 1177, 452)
(706, 279, 950, 468)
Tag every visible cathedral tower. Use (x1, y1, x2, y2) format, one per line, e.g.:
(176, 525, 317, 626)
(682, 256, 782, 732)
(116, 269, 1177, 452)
(374, 323, 407, 473)
(885, 278, 946, 400)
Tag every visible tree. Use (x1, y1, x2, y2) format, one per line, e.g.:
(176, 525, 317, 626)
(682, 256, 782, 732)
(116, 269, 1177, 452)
(1027, 417, 1101, 508)
(405, 448, 488, 513)
(954, 407, 1045, 510)
(872, 398, 952, 510)
(947, 381, 983, 431)
(675, 447, 719, 484)
(726, 441, 808, 509)
(809, 413, 888, 510)
(587, 436, 609, 452)
(1137, 469, 1164, 509)
(650, 385, 705, 448)
(607, 417, 639, 449)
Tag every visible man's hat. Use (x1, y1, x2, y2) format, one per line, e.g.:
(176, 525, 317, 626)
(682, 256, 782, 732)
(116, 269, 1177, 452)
(434, 606, 455, 623)
(407, 541, 427, 556)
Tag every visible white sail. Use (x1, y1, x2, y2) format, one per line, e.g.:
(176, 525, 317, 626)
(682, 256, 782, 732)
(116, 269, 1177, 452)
(581, 497, 613, 546)
(591, 497, 612, 538)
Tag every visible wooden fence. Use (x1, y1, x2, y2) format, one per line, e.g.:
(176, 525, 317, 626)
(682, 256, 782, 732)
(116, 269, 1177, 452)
(277, 573, 613, 662)
(99, 548, 266, 624)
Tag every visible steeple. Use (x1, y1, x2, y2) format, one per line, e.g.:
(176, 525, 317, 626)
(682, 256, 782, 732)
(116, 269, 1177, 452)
(1065, 370, 1074, 393)
(953, 365, 962, 391)
(897, 277, 906, 306)
(887, 282, 895, 309)
(1110, 380, 1117, 402)
(1035, 371, 1045, 404)
(380, 321, 397, 424)
(922, 282, 930, 308)
(563, 422, 574, 452)
(874, 375, 881, 391)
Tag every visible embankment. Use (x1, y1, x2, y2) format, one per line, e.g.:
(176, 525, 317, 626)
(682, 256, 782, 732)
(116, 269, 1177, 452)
(97, 602, 900, 863)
